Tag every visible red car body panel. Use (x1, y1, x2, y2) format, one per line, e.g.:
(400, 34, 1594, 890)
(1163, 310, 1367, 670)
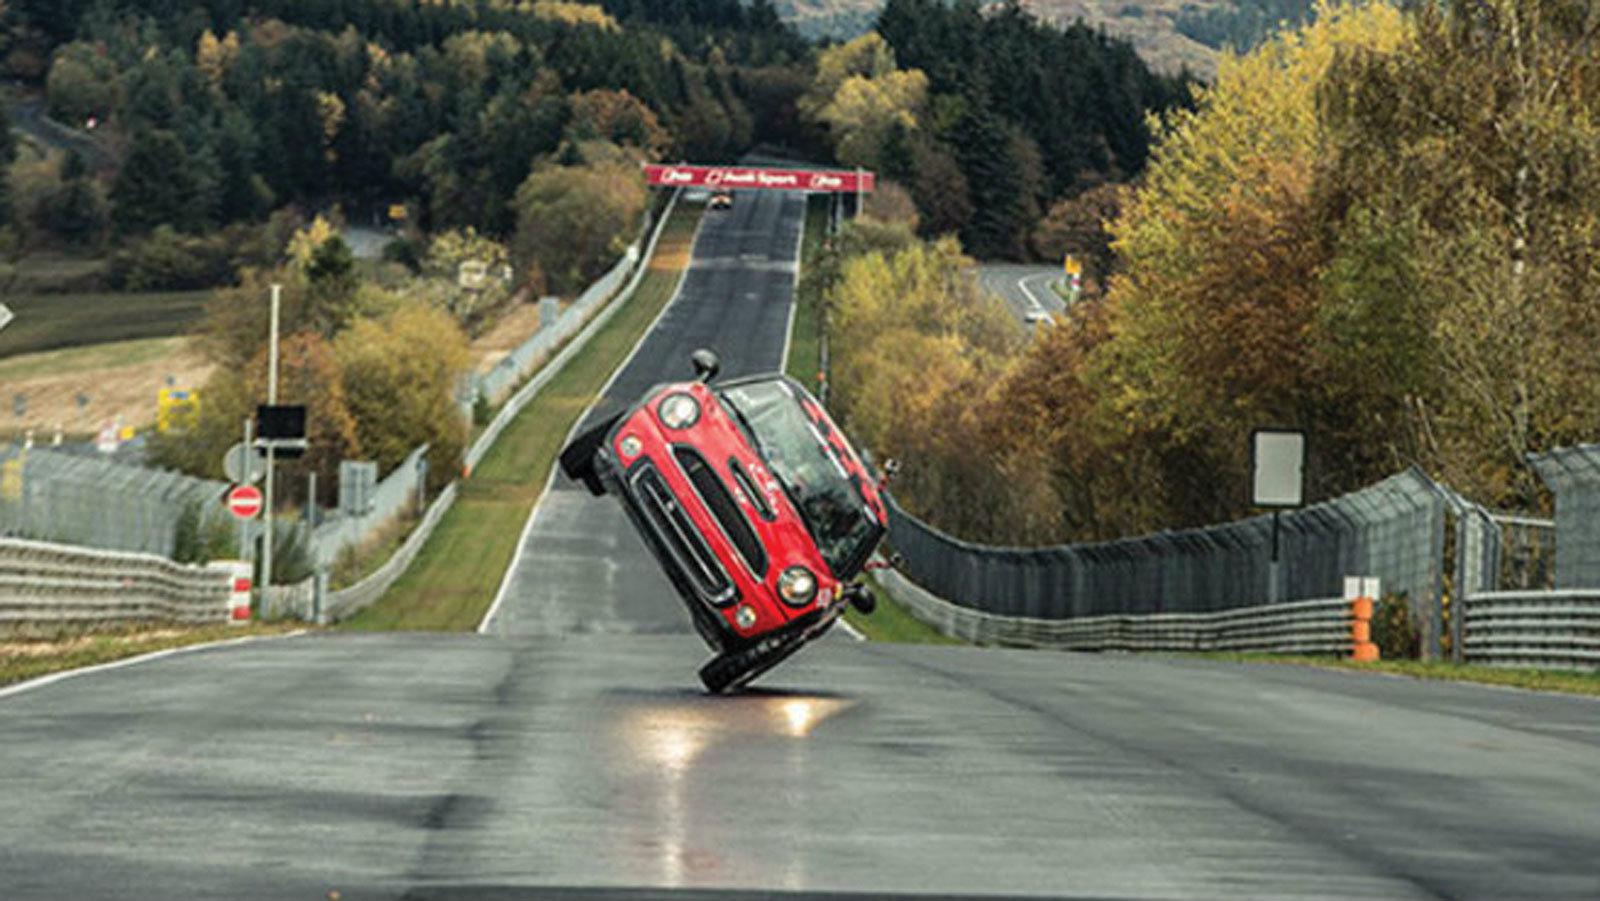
(590, 375, 887, 650)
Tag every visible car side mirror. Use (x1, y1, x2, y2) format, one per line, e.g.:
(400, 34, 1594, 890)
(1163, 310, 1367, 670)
(691, 348, 721, 383)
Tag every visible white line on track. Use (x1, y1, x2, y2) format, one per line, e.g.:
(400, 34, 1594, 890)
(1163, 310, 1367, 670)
(1016, 274, 1048, 315)
(778, 196, 805, 376)
(0, 630, 307, 701)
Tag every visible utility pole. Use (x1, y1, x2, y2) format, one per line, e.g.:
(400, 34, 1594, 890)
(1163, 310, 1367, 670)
(260, 284, 281, 610)
(241, 415, 255, 561)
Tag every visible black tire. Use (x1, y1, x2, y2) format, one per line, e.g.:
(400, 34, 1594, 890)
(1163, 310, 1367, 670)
(558, 411, 623, 496)
(698, 634, 805, 694)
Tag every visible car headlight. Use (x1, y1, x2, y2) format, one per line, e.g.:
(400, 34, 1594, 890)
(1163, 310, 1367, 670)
(657, 393, 701, 429)
(778, 566, 817, 607)
(735, 605, 757, 628)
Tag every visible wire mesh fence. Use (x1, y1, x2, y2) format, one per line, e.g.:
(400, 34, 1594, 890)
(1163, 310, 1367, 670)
(0, 443, 230, 558)
(888, 467, 1466, 657)
(1529, 445, 1600, 588)
(309, 444, 428, 568)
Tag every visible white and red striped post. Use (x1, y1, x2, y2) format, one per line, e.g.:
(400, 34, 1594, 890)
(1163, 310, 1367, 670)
(212, 560, 253, 624)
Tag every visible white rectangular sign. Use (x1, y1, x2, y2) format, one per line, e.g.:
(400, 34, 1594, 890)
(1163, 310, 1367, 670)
(0, 303, 12, 335)
(1252, 429, 1305, 507)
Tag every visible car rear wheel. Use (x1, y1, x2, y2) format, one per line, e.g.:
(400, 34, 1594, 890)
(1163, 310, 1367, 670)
(558, 411, 624, 496)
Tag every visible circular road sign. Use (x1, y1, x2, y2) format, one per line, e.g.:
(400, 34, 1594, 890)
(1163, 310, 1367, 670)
(227, 484, 264, 521)
(223, 442, 264, 485)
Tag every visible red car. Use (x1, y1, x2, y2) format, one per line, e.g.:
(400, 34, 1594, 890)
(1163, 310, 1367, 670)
(560, 350, 889, 692)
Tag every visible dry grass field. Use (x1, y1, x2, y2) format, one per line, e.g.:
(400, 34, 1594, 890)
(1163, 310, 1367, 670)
(0, 337, 211, 435)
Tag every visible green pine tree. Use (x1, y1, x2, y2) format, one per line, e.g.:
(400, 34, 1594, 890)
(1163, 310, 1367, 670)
(0, 104, 14, 226)
(112, 129, 203, 234)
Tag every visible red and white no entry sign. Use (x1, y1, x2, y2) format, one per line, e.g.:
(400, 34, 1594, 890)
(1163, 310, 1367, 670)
(226, 484, 264, 520)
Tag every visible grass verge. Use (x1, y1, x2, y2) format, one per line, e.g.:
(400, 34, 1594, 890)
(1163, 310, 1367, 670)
(0, 336, 186, 382)
(0, 290, 212, 358)
(848, 578, 961, 644)
(1191, 652, 1600, 697)
(0, 622, 305, 689)
(784, 193, 830, 389)
(342, 203, 701, 631)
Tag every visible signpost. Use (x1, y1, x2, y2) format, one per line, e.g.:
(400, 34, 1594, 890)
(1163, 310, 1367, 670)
(1252, 429, 1306, 603)
(1063, 255, 1083, 305)
(157, 388, 201, 433)
(226, 484, 264, 520)
(261, 285, 281, 605)
(222, 442, 263, 485)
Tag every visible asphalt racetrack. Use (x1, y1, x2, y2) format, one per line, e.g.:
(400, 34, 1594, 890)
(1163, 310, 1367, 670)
(3, 191, 1599, 900)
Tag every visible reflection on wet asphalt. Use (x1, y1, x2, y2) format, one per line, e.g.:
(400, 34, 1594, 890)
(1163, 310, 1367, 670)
(614, 690, 855, 889)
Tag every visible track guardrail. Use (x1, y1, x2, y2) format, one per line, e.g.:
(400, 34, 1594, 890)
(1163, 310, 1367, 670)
(1463, 590, 1600, 671)
(0, 537, 232, 633)
(875, 566, 1353, 653)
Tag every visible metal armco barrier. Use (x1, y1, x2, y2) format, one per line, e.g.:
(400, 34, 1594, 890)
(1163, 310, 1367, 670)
(319, 481, 459, 622)
(1462, 590, 1600, 671)
(875, 566, 1354, 653)
(886, 467, 1506, 659)
(0, 537, 232, 633)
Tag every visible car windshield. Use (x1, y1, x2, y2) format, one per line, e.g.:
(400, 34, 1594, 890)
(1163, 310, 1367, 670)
(719, 380, 881, 578)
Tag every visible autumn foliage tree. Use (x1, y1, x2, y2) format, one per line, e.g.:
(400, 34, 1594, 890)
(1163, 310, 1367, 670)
(1317, 0, 1600, 504)
(511, 157, 647, 296)
(335, 303, 471, 490)
(821, 227, 1059, 542)
(1080, 1, 1411, 529)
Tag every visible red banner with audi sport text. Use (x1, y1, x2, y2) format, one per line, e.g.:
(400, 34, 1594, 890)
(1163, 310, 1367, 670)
(644, 163, 875, 193)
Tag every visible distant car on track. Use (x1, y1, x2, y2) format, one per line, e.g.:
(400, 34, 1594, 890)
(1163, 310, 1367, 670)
(560, 350, 890, 692)
(708, 190, 734, 210)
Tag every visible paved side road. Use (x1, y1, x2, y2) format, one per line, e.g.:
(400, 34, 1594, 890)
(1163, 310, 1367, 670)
(976, 264, 1066, 331)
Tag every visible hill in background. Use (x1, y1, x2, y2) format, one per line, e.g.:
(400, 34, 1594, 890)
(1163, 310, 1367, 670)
(775, 0, 1318, 77)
